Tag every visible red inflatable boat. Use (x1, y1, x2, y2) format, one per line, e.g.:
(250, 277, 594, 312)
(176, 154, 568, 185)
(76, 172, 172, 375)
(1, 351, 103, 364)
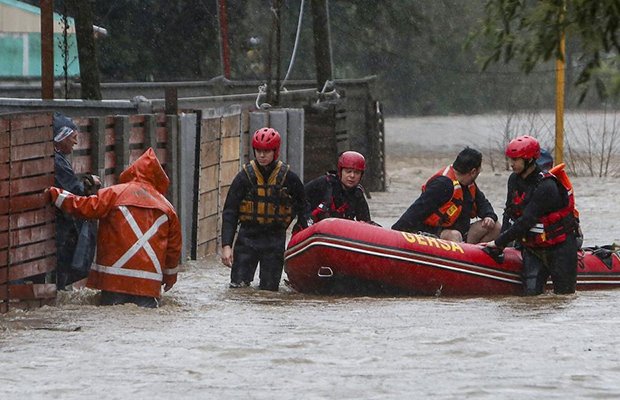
(284, 219, 620, 296)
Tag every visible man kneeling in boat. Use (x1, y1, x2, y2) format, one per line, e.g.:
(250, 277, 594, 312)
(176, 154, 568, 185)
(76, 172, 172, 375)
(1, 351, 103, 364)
(483, 136, 579, 295)
(304, 151, 375, 225)
(391, 147, 500, 243)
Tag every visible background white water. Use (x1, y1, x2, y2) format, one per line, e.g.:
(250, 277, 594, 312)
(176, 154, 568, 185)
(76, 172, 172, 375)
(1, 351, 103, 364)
(2, 115, 620, 399)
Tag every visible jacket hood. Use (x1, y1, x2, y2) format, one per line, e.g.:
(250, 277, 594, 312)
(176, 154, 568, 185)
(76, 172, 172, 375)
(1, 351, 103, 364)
(119, 148, 169, 194)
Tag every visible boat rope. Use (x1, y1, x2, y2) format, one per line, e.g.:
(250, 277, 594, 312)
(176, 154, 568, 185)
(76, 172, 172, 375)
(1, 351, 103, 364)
(255, 84, 271, 109)
(316, 79, 340, 104)
(281, 0, 305, 90)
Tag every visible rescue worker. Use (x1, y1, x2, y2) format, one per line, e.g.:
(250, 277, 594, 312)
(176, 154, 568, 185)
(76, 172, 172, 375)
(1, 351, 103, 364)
(48, 148, 182, 307)
(537, 148, 554, 171)
(483, 136, 579, 295)
(53, 113, 101, 289)
(221, 127, 312, 291)
(392, 147, 500, 243)
(305, 151, 372, 223)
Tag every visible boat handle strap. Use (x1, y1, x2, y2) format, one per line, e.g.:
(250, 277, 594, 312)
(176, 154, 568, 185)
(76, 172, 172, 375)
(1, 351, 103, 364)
(318, 266, 334, 278)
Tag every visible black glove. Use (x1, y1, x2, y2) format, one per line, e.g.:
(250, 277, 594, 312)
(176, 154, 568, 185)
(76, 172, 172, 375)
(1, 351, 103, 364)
(82, 174, 101, 196)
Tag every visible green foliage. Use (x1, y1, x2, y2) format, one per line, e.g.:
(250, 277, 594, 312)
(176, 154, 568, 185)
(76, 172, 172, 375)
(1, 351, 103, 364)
(476, 0, 620, 101)
(49, 0, 606, 114)
(92, 0, 222, 81)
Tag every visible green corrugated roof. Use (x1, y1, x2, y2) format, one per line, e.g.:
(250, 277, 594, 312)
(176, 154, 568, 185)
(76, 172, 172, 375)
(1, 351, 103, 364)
(0, 0, 74, 24)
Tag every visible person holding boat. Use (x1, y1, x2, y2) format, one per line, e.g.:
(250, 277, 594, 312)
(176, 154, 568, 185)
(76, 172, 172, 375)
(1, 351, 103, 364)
(392, 147, 500, 243)
(304, 151, 373, 224)
(220, 127, 312, 291)
(483, 136, 579, 295)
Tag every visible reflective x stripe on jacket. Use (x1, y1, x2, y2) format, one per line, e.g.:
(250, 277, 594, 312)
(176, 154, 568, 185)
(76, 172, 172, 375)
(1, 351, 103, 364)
(50, 148, 182, 298)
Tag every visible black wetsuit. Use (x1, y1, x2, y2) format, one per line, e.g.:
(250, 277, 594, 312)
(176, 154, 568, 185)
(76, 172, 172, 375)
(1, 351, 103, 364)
(305, 172, 371, 222)
(391, 176, 497, 237)
(496, 167, 577, 295)
(222, 162, 311, 291)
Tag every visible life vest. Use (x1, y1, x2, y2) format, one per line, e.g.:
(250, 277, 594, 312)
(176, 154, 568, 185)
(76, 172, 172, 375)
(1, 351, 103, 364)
(549, 163, 580, 221)
(50, 148, 182, 298)
(422, 165, 477, 227)
(239, 160, 295, 227)
(507, 169, 577, 247)
(312, 173, 364, 222)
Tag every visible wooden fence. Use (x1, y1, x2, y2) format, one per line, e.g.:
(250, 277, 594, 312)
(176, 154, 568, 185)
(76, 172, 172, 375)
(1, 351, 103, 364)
(70, 114, 180, 207)
(0, 103, 377, 310)
(0, 112, 57, 313)
(196, 106, 244, 258)
(303, 103, 342, 182)
(0, 111, 180, 313)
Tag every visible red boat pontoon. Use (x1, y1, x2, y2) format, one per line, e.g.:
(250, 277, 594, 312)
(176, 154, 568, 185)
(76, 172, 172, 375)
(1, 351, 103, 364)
(284, 219, 620, 296)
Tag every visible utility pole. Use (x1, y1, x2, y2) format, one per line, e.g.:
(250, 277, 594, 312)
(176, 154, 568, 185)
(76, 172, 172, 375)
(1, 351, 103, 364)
(40, 0, 54, 100)
(554, 0, 566, 165)
(274, 0, 282, 105)
(311, 0, 332, 92)
(266, 0, 282, 106)
(67, 0, 102, 100)
(217, 0, 231, 79)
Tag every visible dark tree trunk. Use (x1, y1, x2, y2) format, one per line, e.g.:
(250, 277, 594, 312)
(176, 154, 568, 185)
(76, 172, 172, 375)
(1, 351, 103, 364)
(67, 0, 101, 100)
(311, 0, 332, 91)
(40, 0, 54, 99)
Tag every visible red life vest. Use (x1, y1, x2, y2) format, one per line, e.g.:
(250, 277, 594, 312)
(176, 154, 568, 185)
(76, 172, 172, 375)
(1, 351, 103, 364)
(312, 173, 363, 222)
(422, 165, 477, 227)
(508, 169, 576, 247)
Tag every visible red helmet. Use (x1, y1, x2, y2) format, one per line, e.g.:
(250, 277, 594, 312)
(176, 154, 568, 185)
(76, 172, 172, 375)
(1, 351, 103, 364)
(506, 135, 540, 159)
(338, 151, 366, 173)
(252, 127, 281, 160)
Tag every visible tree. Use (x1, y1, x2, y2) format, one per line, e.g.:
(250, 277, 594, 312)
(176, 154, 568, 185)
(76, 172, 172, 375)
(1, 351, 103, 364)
(93, 0, 221, 81)
(475, 0, 620, 101)
(66, 0, 102, 100)
(42, 0, 601, 114)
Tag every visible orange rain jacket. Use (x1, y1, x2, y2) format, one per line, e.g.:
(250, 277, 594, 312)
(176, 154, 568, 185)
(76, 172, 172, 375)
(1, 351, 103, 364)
(49, 148, 182, 298)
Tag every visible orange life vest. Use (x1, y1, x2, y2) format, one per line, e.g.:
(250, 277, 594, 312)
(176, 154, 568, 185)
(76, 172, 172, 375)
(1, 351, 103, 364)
(549, 163, 580, 220)
(422, 165, 477, 227)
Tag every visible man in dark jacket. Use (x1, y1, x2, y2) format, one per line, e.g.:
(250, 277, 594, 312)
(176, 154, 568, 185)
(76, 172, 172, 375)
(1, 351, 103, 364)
(220, 127, 312, 291)
(483, 136, 578, 295)
(53, 113, 100, 289)
(392, 147, 500, 243)
(305, 151, 372, 223)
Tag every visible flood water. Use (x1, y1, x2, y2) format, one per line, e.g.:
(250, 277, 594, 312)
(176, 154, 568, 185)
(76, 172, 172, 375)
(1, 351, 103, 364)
(3, 115, 620, 399)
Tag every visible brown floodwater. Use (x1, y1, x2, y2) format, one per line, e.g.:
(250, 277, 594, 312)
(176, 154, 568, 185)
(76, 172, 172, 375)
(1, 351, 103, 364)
(2, 115, 620, 399)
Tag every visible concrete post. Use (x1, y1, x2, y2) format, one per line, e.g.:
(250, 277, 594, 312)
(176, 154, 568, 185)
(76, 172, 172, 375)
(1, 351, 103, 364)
(270, 110, 288, 163)
(286, 109, 304, 177)
(166, 115, 179, 209)
(91, 117, 106, 181)
(145, 114, 158, 151)
(114, 116, 130, 181)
